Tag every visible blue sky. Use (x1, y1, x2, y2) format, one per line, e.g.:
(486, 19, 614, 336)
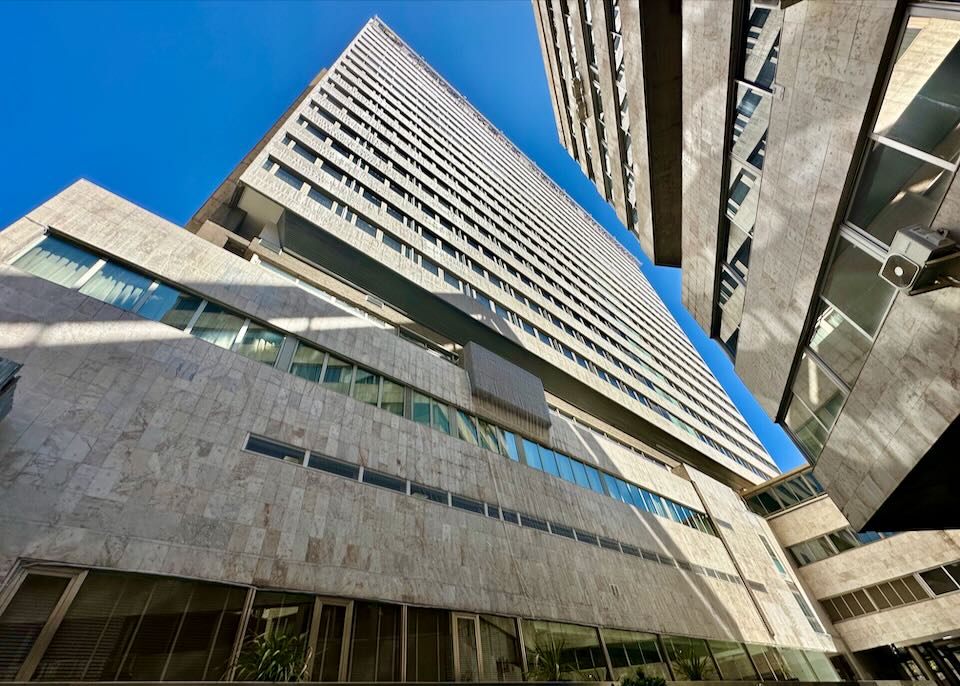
(0, 0, 805, 472)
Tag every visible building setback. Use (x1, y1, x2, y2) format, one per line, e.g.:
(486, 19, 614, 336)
(0, 17, 854, 684)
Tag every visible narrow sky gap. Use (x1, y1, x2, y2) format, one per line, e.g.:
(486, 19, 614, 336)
(0, 0, 805, 471)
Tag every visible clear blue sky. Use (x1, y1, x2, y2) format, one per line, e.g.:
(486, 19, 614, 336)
(0, 0, 805, 472)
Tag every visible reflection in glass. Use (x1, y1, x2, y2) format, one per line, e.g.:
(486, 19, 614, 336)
(406, 607, 453, 682)
(874, 16, 960, 163)
(79, 261, 153, 311)
(792, 353, 846, 428)
(291, 342, 326, 382)
(314, 604, 346, 681)
(236, 323, 284, 366)
(820, 238, 897, 338)
(455, 617, 480, 682)
(189, 302, 245, 349)
(432, 398, 451, 435)
(522, 620, 608, 681)
(741, 4, 782, 89)
(601, 628, 671, 681)
(322, 356, 354, 395)
(12, 236, 98, 288)
(708, 640, 758, 680)
(352, 368, 381, 406)
(726, 160, 760, 233)
(808, 301, 873, 387)
(158, 293, 203, 330)
(412, 392, 431, 425)
(847, 141, 952, 246)
(746, 644, 788, 681)
(784, 394, 828, 459)
(0, 573, 70, 680)
(731, 84, 771, 169)
(349, 602, 401, 682)
(380, 378, 405, 416)
(725, 222, 752, 279)
(457, 410, 480, 446)
(662, 635, 717, 680)
(478, 615, 522, 682)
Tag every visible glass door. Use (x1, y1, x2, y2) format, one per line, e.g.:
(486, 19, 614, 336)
(452, 613, 482, 682)
(310, 598, 352, 681)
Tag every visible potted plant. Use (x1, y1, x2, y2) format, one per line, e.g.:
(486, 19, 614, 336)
(232, 629, 312, 682)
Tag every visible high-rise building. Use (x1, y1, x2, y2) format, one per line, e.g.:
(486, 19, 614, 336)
(535, 0, 960, 532)
(0, 17, 855, 682)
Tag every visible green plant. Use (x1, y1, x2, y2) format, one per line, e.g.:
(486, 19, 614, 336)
(621, 668, 668, 686)
(672, 652, 713, 681)
(232, 629, 312, 682)
(524, 636, 582, 681)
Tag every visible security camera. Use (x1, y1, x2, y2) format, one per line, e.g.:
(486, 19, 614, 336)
(879, 226, 960, 295)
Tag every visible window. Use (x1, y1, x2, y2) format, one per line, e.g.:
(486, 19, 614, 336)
(522, 620, 608, 681)
(406, 608, 453, 681)
(322, 355, 354, 395)
(349, 602, 402, 681)
(291, 342, 326, 382)
(188, 302, 245, 349)
(352, 367, 381, 406)
(380, 378, 405, 416)
(13, 235, 99, 288)
(78, 261, 153, 311)
(708, 640, 758, 680)
(236, 323, 285, 366)
(456, 410, 480, 446)
(246, 434, 305, 463)
(0, 572, 73, 680)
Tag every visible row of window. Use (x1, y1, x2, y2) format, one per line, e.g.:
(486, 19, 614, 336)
(266, 144, 773, 480)
(308, 86, 774, 474)
(11, 233, 718, 538)
(782, 7, 960, 461)
(743, 468, 824, 517)
(319, 44, 765, 453)
(246, 432, 729, 581)
(0, 565, 837, 683)
(715, 1, 782, 359)
(820, 560, 960, 624)
(787, 528, 898, 568)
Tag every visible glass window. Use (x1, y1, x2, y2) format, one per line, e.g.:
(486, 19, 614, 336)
(874, 16, 960, 163)
(584, 465, 605, 494)
(0, 572, 71, 680)
(746, 644, 788, 681)
(601, 628, 670, 681)
(792, 353, 846, 429)
(477, 420, 500, 454)
(456, 411, 480, 446)
(12, 235, 98, 288)
(412, 392, 431, 426)
(352, 367, 381, 406)
(290, 342, 326, 382)
(571, 460, 591, 489)
(662, 635, 717, 680)
(725, 222, 752, 280)
(501, 430, 520, 462)
(79, 261, 153, 311)
(136, 281, 188, 323)
(708, 640, 758, 680)
(784, 394, 828, 459)
(189, 302, 245, 349)
(236, 323, 285, 366)
(822, 238, 896, 342)
(780, 647, 818, 681)
(478, 615, 523, 682)
(730, 84, 771, 170)
(828, 529, 860, 553)
(741, 4, 782, 90)
(808, 298, 874, 388)
(555, 453, 576, 482)
(246, 434, 305, 464)
(920, 567, 959, 595)
(349, 602, 402, 681)
(406, 608, 453, 682)
(308, 187, 334, 208)
(322, 355, 354, 395)
(522, 439, 542, 470)
(35, 571, 246, 681)
(522, 620, 608, 681)
(847, 141, 952, 246)
(538, 446, 560, 477)
(380, 379, 405, 416)
(431, 399, 451, 435)
(726, 160, 760, 234)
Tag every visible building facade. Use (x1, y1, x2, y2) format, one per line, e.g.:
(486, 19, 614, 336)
(536, 0, 960, 531)
(0, 18, 851, 684)
(744, 467, 960, 682)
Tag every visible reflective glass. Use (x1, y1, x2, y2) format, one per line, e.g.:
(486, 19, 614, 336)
(874, 16, 960, 163)
(522, 620, 608, 681)
(538, 447, 559, 477)
(456, 411, 480, 446)
(431, 399, 451, 434)
(726, 160, 760, 234)
(79, 261, 153, 311)
(159, 293, 204, 330)
(725, 222, 752, 280)
(792, 352, 846, 428)
(236, 323, 284, 366)
(501, 430, 520, 462)
(741, 5, 782, 89)
(137, 282, 186, 322)
(478, 615, 523, 682)
(781, 647, 818, 681)
(784, 393, 828, 459)
(556, 453, 576, 482)
(352, 368, 381, 406)
(820, 239, 895, 341)
(290, 342, 326, 382)
(601, 628, 670, 681)
(709, 640, 757, 680)
(808, 300, 873, 387)
(584, 466, 605, 494)
(662, 635, 717, 680)
(13, 236, 98, 288)
(380, 379, 405, 416)
(522, 439, 542, 470)
(412, 392, 431, 425)
(322, 355, 354, 395)
(847, 141, 952, 246)
(920, 567, 959, 595)
(189, 302, 244, 349)
(731, 84, 771, 169)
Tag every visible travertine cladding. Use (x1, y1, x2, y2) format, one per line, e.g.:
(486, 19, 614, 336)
(815, 191, 960, 528)
(0, 182, 828, 650)
(735, 0, 898, 417)
(769, 498, 960, 652)
(679, 0, 735, 334)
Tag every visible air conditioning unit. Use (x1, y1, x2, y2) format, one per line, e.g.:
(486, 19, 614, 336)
(879, 225, 960, 295)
